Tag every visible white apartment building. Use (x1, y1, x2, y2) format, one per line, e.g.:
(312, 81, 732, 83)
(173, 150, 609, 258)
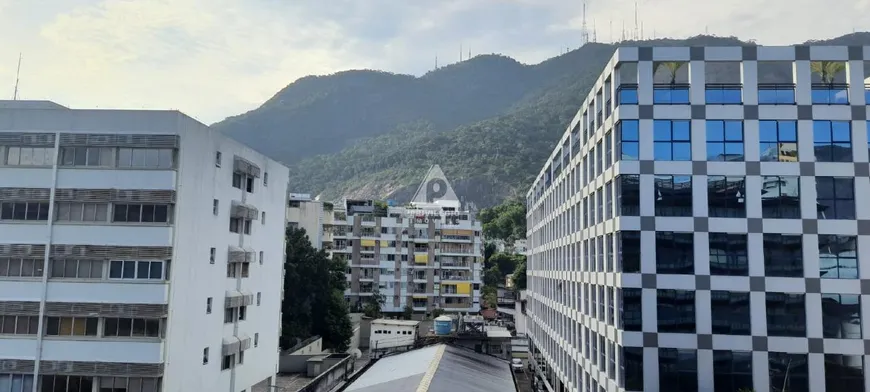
(0, 100, 289, 392)
(285, 193, 334, 250)
(333, 165, 483, 314)
(526, 46, 870, 392)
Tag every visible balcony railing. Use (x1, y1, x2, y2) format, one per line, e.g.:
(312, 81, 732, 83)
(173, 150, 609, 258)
(617, 84, 639, 105)
(705, 84, 743, 104)
(758, 83, 796, 105)
(811, 84, 849, 105)
(653, 84, 690, 104)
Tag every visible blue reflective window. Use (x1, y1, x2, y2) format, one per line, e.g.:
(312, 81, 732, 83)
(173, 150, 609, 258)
(618, 120, 640, 161)
(813, 121, 852, 162)
(653, 87, 690, 104)
(653, 120, 691, 161)
(811, 86, 849, 105)
(705, 86, 742, 104)
(706, 120, 744, 161)
(619, 87, 638, 105)
(758, 87, 796, 104)
(759, 120, 798, 161)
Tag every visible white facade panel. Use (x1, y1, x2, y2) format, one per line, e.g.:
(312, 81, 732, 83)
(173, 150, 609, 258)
(41, 340, 163, 363)
(55, 169, 176, 190)
(45, 282, 168, 304)
(51, 225, 173, 246)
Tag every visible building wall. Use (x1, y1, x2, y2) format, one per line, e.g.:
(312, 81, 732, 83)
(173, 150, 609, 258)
(0, 105, 288, 392)
(369, 322, 417, 350)
(525, 46, 870, 392)
(285, 198, 324, 249)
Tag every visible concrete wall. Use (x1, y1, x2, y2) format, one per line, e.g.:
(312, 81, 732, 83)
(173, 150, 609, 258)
(278, 354, 323, 374)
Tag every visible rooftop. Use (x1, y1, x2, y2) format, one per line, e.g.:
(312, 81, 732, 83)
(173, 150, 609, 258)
(343, 344, 514, 392)
(372, 319, 421, 327)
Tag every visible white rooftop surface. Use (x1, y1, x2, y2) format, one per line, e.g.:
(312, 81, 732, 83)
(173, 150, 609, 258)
(372, 319, 420, 326)
(344, 345, 440, 391)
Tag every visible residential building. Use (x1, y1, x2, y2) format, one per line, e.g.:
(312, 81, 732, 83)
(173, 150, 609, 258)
(525, 46, 870, 392)
(0, 101, 289, 392)
(285, 192, 334, 250)
(334, 165, 483, 314)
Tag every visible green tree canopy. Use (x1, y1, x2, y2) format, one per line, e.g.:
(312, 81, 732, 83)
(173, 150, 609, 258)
(479, 200, 527, 242)
(512, 259, 527, 290)
(484, 265, 503, 287)
(281, 227, 353, 352)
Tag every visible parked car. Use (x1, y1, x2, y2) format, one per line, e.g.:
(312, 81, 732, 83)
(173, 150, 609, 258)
(511, 358, 524, 372)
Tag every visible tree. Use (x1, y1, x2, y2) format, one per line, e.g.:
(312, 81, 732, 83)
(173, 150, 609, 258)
(484, 265, 502, 287)
(281, 227, 353, 351)
(484, 242, 497, 262)
(656, 61, 686, 84)
(811, 61, 845, 86)
(512, 260, 527, 290)
(487, 252, 518, 279)
(479, 200, 527, 243)
(363, 288, 386, 319)
(481, 286, 498, 308)
(431, 308, 445, 318)
(402, 305, 414, 320)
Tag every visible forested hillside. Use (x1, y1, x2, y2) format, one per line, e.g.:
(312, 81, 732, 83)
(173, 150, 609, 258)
(215, 33, 870, 206)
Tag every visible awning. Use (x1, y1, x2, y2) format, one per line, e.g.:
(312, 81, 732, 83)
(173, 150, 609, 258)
(222, 336, 242, 355)
(230, 201, 259, 220)
(238, 334, 252, 351)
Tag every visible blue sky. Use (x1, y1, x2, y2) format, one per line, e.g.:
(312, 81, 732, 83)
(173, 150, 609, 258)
(0, 0, 868, 123)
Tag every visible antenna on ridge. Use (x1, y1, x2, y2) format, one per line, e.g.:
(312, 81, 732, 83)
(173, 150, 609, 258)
(12, 53, 22, 100)
(592, 20, 597, 43)
(460, 44, 463, 62)
(581, 0, 589, 45)
(634, 1, 638, 40)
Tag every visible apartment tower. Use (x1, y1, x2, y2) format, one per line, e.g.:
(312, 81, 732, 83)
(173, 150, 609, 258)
(0, 101, 289, 392)
(526, 46, 870, 391)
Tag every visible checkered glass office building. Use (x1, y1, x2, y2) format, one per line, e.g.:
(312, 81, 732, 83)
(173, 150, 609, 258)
(525, 45, 870, 392)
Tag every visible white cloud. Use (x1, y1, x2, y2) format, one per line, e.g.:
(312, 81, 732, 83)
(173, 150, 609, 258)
(0, 0, 868, 122)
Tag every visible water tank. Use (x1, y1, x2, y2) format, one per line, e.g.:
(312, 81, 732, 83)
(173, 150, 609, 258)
(434, 316, 452, 335)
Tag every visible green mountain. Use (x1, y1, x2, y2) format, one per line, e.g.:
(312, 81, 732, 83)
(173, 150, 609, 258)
(213, 33, 870, 207)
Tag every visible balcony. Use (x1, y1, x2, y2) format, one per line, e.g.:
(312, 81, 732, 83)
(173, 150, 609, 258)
(811, 84, 849, 105)
(653, 84, 690, 104)
(441, 301, 472, 309)
(758, 84, 796, 105)
(705, 84, 743, 104)
(617, 84, 639, 105)
(440, 275, 471, 281)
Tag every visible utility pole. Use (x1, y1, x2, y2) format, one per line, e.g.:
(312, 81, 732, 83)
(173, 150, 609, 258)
(12, 53, 22, 100)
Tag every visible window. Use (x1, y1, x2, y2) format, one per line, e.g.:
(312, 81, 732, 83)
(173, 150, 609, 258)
(705, 85, 742, 104)
(45, 317, 98, 336)
(656, 232, 694, 274)
(261, 211, 266, 224)
(618, 231, 641, 273)
(49, 259, 101, 279)
(0, 374, 34, 392)
(825, 354, 865, 392)
(0, 315, 39, 335)
(654, 175, 692, 217)
(707, 176, 745, 218)
(713, 351, 753, 392)
(653, 85, 690, 104)
(761, 176, 801, 219)
(758, 85, 796, 104)
(254, 332, 259, 347)
(653, 120, 691, 160)
(0, 201, 50, 221)
(822, 294, 861, 339)
(766, 292, 806, 337)
(238, 350, 245, 364)
(818, 235, 858, 279)
(0, 258, 44, 277)
(710, 291, 750, 335)
(117, 148, 174, 169)
(264, 172, 268, 186)
(54, 202, 109, 222)
(706, 120, 744, 161)
(657, 289, 696, 333)
(227, 263, 237, 278)
(209, 248, 216, 264)
(239, 306, 247, 320)
(259, 251, 264, 265)
(708, 233, 748, 276)
(257, 292, 261, 306)
(5, 146, 55, 166)
(623, 347, 644, 391)
(222, 354, 235, 370)
(617, 175, 640, 216)
(103, 318, 160, 337)
(112, 203, 171, 223)
(59, 147, 113, 167)
(658, 348, 698, 392)
(816, 177, 855, 220)
(213, 199, 219, 215)
(768, 353, 808, 391)
(203, 348, 209, 364)
(40, 376, 94, 392)
(621, 288, 642, 331)
(617, 120, 639, 161)
(763, 234, 803, 277)
(813, 120, 853, 162)
(108, 260, 166, 280)
(618, 85, 638, 105)
(604, 131, 613, 168)
(207, 298, 213, 314)
(98, 377, 161, 392)
(232, 173, 255, 193)
(215, 151, 222, 167)
(759, 120, 798, 161)
(229, 218, 252, 234)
